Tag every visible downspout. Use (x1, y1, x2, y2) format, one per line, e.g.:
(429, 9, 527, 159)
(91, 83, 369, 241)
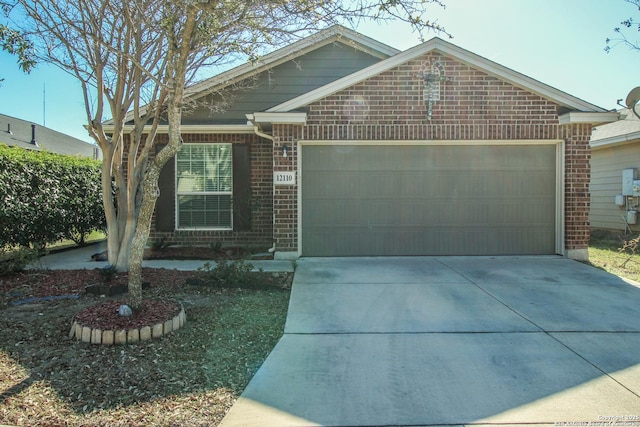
(248, 118, 277, 253)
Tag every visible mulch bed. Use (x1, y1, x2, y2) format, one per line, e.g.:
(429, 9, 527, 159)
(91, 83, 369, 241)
(74, 298, 182, 331)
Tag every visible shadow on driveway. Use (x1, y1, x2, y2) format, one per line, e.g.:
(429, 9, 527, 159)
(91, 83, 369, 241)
(220, 257, 640, 426)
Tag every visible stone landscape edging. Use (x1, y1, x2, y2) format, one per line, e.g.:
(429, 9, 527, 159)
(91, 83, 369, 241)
(69, 304, 186, 345)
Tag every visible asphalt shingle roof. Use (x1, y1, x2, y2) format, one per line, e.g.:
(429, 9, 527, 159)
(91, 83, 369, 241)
(0, 113, 100, 159)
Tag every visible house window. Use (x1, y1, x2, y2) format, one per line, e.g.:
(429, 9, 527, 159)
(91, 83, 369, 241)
(176, 143, 232, 229)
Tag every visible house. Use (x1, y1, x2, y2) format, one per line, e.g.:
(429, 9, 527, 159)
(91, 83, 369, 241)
(133, 25, 617, 261)
(0, 113, 101, 159)
(590, 107, 640, 233)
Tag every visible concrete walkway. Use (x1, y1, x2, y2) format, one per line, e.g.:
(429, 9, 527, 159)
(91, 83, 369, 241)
(220, 256, 640, 426)
(27, 242, 294, 273)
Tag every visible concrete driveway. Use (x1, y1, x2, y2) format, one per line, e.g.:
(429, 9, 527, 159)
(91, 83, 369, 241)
(219, 256, 640, 426)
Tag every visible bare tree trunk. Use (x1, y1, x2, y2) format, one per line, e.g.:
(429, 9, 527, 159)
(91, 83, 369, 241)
(126, 6, 197, 311)
(126, 135, 182, 309)
(126, 167, 161, 310)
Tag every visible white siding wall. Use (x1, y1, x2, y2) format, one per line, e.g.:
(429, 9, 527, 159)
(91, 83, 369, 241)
(590, 142, 640, 231)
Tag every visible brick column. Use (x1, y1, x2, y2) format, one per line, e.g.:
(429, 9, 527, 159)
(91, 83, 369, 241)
(272, 124, 302, 259)
(561, 123, 592, 261)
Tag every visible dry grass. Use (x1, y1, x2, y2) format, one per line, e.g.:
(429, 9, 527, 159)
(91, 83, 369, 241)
(0, 269, 291, 426)
(588, 229, 640, 283)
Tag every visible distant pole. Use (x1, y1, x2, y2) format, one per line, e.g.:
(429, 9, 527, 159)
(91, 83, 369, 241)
(42, 83, 46, 127)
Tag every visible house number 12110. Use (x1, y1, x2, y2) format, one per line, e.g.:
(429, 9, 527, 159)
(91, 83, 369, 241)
(274, 171, 296, 186)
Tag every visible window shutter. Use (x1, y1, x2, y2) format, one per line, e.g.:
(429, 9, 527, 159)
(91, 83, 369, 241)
(156, 145, 176, 232)
(233, 144, 251, 231)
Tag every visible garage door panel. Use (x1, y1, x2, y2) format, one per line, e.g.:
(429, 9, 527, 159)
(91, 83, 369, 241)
(302, 144, 557, 256)
(305, 200, 365, 226)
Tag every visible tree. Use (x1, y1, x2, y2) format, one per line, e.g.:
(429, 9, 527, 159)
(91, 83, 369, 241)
(12, 0, 449, 311)
(606, 0, 640, 52)
(1, 2, 36, 81)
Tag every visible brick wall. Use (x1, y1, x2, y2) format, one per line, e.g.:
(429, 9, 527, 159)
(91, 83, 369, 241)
(149, 133, 274, 249)
(272, 52, 593, 255)
(272, 125, 303, 252)
(561, 123, 592, 252)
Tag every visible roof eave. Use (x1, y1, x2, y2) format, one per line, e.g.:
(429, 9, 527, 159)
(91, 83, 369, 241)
(591, 130, 640, 150)
(246, 112, 307, 126)
(558, 111, 620, 126)
(101, 124, 256, 134)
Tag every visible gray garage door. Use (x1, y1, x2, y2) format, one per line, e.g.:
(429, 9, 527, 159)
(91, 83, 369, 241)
(301, 144, 557, 256)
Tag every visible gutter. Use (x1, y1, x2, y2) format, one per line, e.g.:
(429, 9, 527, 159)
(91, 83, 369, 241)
(591, 131, 640, 150)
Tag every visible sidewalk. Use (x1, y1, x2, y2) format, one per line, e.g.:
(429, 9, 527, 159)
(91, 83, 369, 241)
(27, 242, 295, 273)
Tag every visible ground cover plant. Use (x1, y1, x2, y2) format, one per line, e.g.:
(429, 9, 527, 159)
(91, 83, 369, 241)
(0, 267, 291, 426)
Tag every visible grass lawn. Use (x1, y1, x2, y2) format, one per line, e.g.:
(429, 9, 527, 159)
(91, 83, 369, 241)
(588, 229, 640, 283)
(46, 231, 107, 251)
(0, 269, 291, 426)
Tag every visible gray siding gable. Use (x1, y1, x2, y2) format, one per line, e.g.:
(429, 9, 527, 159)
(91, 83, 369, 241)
(182, 42, 384, 125)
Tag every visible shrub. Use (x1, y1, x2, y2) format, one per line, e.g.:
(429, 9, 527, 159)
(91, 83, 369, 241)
(0, 247, 39, 276)
(0, 144, 105, 249)
(199, 259, 255, 287)
(197, 260, 262, 289)
(151, 236, 172, 250)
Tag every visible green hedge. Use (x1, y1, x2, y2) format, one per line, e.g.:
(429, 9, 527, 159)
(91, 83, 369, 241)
(0, 143, 105, 249)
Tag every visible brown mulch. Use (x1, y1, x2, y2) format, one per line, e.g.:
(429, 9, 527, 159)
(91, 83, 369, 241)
(0, 268, 198, 336)
(0, 265, 292, 426)
(0, 268, 196, 306)
(74, 299, 182, 331)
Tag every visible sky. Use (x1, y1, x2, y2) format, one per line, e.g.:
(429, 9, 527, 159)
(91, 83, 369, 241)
(1, 0, 640, 143)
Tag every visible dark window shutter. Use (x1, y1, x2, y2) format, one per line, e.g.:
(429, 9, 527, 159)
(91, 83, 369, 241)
(155, 145, 175, 232)
(233, 144, 251, 231)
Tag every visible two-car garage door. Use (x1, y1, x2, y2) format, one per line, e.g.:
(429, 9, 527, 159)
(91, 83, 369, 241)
(301, 143, 559, 256)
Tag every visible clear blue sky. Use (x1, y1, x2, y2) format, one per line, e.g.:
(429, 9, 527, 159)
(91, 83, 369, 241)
(1, 0, 639, 143)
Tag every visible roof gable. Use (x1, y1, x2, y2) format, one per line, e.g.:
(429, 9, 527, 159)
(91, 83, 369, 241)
(118, 25, 398, 125)
(184, 25, 399, 104)
(183, 41, 388, 125)
(268, 37, 607, 113)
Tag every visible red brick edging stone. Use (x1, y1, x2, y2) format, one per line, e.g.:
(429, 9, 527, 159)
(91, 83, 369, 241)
(69, 305, 186, 345)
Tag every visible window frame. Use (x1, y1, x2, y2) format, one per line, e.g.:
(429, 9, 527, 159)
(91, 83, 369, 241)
(175, 142, 233, 231)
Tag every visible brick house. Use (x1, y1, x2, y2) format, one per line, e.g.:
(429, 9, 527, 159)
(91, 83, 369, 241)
(147, 26, 617, 261)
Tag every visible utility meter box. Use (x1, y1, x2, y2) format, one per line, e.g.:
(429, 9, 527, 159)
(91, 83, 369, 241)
(634, 180, 640, 197)
(622, 169, 636, 196)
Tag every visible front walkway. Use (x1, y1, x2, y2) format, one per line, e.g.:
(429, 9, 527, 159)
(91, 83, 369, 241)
(28, 242, 294, 273)
(220, 256, 640, 426)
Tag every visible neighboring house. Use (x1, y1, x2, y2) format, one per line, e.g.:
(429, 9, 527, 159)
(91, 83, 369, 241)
(590, 108, 640, 233)
(0, 113, 101, 159)
(114, 25, 617, 261)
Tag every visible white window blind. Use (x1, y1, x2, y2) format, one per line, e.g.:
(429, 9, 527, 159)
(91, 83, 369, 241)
(176, 143, 232, 229)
